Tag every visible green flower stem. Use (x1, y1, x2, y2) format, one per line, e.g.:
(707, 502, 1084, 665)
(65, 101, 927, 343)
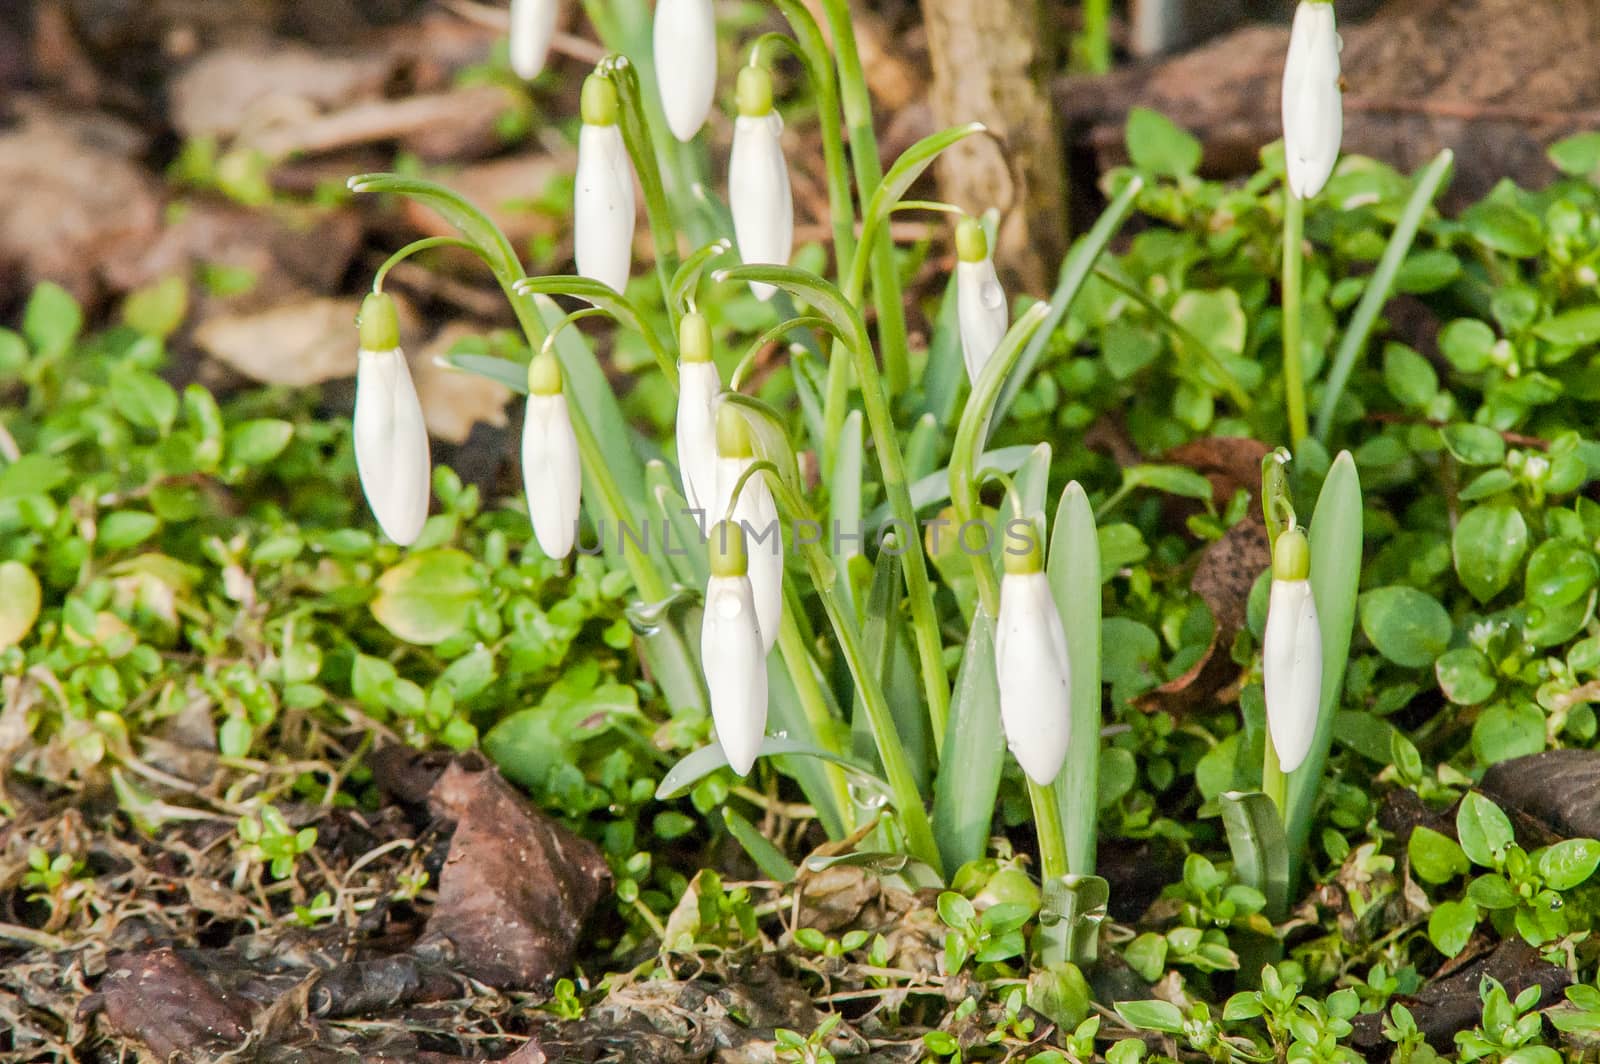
(817, 0, 910, 396)
(774, 1, 856, 274)
(1263, 740, 1287, 820)
(775, 583, 856, 833)
(1079, 0, 1111, 74)
(1029, 779, 1071, 882)
(1281, 189, 1309, 448)
(765, 476, 943, 872)
(373, 237, 481, 292)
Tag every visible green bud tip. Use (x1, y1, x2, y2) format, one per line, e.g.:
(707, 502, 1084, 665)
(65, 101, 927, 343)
(1272, 527, 1311, 581)
(955, 216, 988, 263)
(358, 291, 400, 351)
(679, 311, 712, 364)
(708, 520, 749, 577)
(716, 403, 754, 458)
(580, 73, 620, 126)
(736, 65, 774, 118)
(527, 350, 563, 396)
(1002, 520, 1045, 575)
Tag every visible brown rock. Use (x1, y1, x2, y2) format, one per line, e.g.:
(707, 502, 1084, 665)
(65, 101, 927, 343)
(168, 43, 393, 141)
(416, 759, 610, 989)
(194, 296, 362, 387)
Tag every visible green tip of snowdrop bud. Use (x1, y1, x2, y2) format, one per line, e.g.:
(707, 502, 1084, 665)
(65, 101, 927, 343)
(527, 350, 563, 396)
(581, 73, 621, 126)
(1272, 527, 1311, 581)
(359, 291, 400, 351)
(955, 216, 988, 263)
(1281, 0, 1343, 199)
(735, 64, 774, 117)
(1002, 520, 1045, 575)
(995, 563, 1072, 786)
(708, 520, 749, 577)
(716, 403, 754, 459)
(1263, 530, 1322, 773)
(679, 311, 712, 364)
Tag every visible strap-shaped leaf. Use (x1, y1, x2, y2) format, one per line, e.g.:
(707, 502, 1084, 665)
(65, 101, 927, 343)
(655, 735, 885, 802)
(1221, 790, 1290, 920)
(930, 609, 1003, 879)
(723, 808, 798, 884)
(1048, 481, 1103, 876)
(1038, 874, 1110, 967)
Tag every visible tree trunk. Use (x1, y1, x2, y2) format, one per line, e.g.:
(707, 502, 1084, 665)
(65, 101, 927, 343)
(920, 0, 1067, 294)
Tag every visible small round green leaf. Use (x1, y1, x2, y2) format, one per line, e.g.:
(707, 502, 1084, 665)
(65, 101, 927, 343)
(1359, 586, 1451, 668)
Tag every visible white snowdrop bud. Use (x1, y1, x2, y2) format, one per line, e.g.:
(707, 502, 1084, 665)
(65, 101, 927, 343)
(1281, 0, 1343, 200)
(509, 0, 559, 81)
(995, 524, 1072, 786)
(728, 65, 793, 301)
(702, 521, 769, 776)
(955, 216, 1008, 383)
(654, 0, 717, 142)
(1263, 528, 1323, 772)
(521, 350, 583, 560)
(675, 311, 721, 519)
(575, 74, 636, 294)
(353, 292, 430, 546)
(713, 404, 782, 653)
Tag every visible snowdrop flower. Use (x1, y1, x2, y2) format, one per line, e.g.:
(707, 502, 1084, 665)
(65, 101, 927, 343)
(995, 523, 1071, 786)
(353, 292, 430, 546)
(509, 0, 558, 81)
(714, 404, 781, 653)
(654, 0, 717, 142)
(728, 65, 793, 301)
(675, 311, 721, 518)
(1263, 527, 1322, 772)
(955, 216, 1008, 383)
(702, 521, 768, 775)
(1281, 0, 1342, 200)
(575, 73, 636, 293)
(521, 349, 583, 560)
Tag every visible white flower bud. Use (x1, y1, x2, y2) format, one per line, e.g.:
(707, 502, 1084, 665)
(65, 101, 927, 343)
(714, 406, 782, 653)
(654, 0, 717, 142)
(354, 293, 430, 546)
(703, 522, 768, 776)
(675, 313, 720, 518)
(1263, 529, 1322, 772)
(955, 217, 1008, 383)
(509, 0, 559, 81)
(1281, 0, 1343, 200)
(995, 538, 1071, 786)
(522, 352, 583, 560)
(729, 66, 793, 301)
(575, 75, 636, 294)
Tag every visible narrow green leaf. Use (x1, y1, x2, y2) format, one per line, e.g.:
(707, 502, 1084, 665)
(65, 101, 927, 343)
(1220, 790, 1290, 920)
(931, 610, 1003, 879)
(655, 735, 884, 802)
(348, 173, 522, 283)
(1047, 481, 1102, 876)
(513, 275, 675, 387)
(865, 446, 1036, 526)
(722, 808, 798, 884)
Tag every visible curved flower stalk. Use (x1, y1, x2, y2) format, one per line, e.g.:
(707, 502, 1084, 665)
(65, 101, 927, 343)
(701, 521, 768, 775)
(353, 291, 430, 546)
(675, 311, 721, 518)
(574, 73, 636, 294)
(509, 0, 559, 81)
(728, 65, 794, 301)
(1263, 526, 1322, 774)
(714, 404, 781, 653)
(995, 522, 1072, 786)
(653, 0, 717, 142)
(1281, 0, 1342, 200)
(521, 350, 583, 559)
(955, 215, 1008, 384)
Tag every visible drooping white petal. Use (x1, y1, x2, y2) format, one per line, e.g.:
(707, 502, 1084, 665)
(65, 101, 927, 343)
(521, 392, 582, 559)
(510, 0, 559, 80)
(716, 454, 782, 652)
(957, 257, 1009, 383)
(729, 112, 794, 301)
(702, 573, 768, 775)
(354, 348, 431, 546)
(676, 362, 720, 518)
(995, 571, 1072, 786)
(1281, 1, 1342, 199)
(654, 0, 717, 142)
(575, 122, 636, 293)
(1263, 577, 1322, 772)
